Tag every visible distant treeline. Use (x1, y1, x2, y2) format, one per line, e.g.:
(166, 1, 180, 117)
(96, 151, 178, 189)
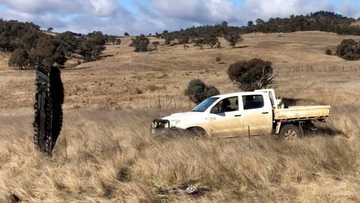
(0, 19, 120, 69)
(156, 11, 360, 43)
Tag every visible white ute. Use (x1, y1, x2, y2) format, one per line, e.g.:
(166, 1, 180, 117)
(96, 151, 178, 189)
(151, 89, 330, 138)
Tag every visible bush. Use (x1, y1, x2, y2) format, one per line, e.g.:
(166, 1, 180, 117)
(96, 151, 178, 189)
(56, 31, 81, 57)
(8, 48, 30, 69)
(336, 39, 360, 60)
(204, 34, 220, 48)
(0, 19, 108, 69)
(152, 41, 160, 50)
(228, 59, 273, 91)
(325, 49, 332, 55)
(164, 34, 175, 45)
(185, 79, 220, 104)
(224, 31, 242, 47)
(178, 34, 190, 44)
(28, 36, 66, 67)
(0, 20, 40, 52)
(79, 38, 105, 61)
(132, 35, 150, 52)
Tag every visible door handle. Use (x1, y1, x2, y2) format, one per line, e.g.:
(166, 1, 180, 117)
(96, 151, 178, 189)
(262, 112, 269, 114)
(234, 114, 242, 117)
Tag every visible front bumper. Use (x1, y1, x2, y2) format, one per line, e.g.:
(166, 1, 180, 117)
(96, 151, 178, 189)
(151, 119, 170, 134)
(151, 119, 185, 135)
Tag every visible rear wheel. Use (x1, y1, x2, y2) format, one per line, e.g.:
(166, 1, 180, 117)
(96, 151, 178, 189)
(279, 124, 302, 140)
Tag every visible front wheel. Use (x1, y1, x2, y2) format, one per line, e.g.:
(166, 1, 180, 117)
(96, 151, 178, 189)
(186, 127, 207, 137)
(279, 124, 302, 140)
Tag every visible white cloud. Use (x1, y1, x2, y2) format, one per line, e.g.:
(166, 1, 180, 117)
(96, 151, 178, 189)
(243, 0, 332, 20)
(0, 0, 134, 34)
(151, 0, 238, 24)
(0, 0, 359, 34)
(89, 0, 118, 16)
(0, 0, 80, 14)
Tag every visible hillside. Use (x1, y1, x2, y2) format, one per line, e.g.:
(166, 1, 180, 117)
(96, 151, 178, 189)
(0, 31, 360, 202)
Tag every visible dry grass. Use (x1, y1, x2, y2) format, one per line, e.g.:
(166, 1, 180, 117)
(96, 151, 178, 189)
(0, 107, 359, 202)
(0, 31, 360, 202)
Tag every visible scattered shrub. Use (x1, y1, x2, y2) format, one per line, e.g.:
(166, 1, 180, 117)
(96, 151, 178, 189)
(105, 35, 121, 45)
(205, 35, 220, 48)
(224, 31, 242, 47)
(29, 36, 66, 67)
(336, 39, 360, 60)
(228, 58, 273, 91)
(79, 38, 105, 61)
(161, 11, 360, 45)
(0, 20, 40, 52)
(164, 34, 175, 45)
(185, 79, 220, 104)
(325, 48, 332, 55)
(152, 41, 160, 50)
(56, 31, 81, 57)
(0, 20, 107, 69)
(8, 48, 30, 69)
(132, 35, 150, 52)
(178, 34, 190, 44)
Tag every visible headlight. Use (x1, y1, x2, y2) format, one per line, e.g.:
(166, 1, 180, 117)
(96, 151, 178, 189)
(151, 121, 159, 128)
(151, 120, 170, 129)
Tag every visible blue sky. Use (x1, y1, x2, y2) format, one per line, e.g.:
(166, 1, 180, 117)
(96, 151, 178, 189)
(0, 0, 359, 35)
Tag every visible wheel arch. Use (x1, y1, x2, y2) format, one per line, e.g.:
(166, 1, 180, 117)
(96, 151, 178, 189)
(186, 126, 210, 137)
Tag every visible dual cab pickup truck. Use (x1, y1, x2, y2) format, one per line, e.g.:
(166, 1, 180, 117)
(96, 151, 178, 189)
(151, 89, 330, 139)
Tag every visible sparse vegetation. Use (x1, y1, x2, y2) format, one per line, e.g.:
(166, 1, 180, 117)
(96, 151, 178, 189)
(78, 32, 106, 61)
(228, 59, 273, 91)
(132, 35, 150, 52)
(0, 20, 106, 69)
(8, 48, 30, 69)
(224, 31, 242, 47)
(336, 39, 360, 60)
(215, 56, 222, 62)
(29, 35, 67, 67)
(163, 11, 360, 43)
(185, 79, 220, 104)
(326, 48, 333, 55)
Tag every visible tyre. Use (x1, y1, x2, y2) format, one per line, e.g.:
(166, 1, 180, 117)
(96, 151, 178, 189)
(186, 127, 207, 137)
(279, 124, 302, 140)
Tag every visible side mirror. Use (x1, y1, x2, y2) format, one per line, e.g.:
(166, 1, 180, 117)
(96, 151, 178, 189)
(210, 108, 226, 116)
(210, 107, 220, 114)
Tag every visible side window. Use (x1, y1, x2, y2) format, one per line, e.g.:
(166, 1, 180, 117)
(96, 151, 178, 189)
(211, 97, 238, 114)
(242, 95, 264, 110)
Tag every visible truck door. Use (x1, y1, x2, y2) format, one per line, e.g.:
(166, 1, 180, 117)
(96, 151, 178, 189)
(207, 96, 245, 137)
(241, 94, 273, 136)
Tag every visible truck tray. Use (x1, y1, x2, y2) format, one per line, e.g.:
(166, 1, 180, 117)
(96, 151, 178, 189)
(274, 105, 330, 121)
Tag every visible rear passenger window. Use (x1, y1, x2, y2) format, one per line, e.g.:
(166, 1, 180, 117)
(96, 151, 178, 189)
(242, 95, 264, 110)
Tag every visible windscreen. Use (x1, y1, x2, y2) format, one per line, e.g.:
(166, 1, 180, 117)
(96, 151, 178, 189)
(192, 97, 219, 112)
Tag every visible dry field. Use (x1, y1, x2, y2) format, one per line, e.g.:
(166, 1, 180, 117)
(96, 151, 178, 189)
(0, 31, 360, 202)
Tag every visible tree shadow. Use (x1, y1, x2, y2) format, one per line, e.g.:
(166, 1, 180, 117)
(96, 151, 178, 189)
(233, 45, 249, 49)
(99, 54, 114, 59)
(306, 125, 345, 137)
